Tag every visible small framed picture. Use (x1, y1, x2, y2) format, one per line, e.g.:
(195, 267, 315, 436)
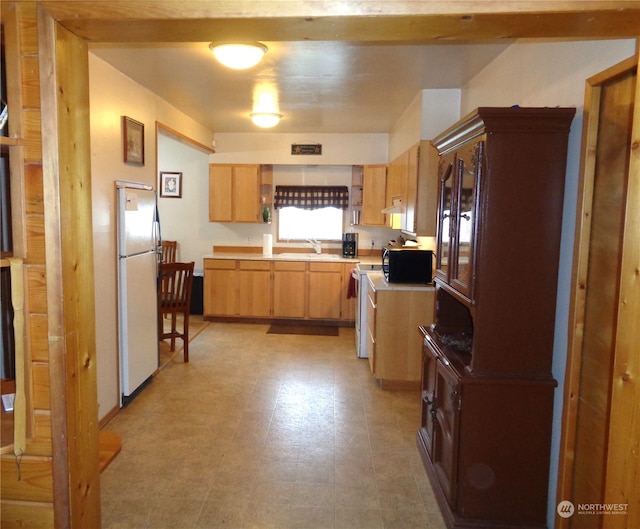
(122, 116, 144, 165)
(159, 172, 182, 198)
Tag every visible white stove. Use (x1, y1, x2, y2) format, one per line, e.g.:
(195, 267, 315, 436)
(352, 262, 382, 358)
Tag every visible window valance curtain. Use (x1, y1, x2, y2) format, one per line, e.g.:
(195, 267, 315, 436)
(274, 185, 349, 210)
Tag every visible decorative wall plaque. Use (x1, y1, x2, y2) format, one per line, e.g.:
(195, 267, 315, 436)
(291, 143, 322, 155)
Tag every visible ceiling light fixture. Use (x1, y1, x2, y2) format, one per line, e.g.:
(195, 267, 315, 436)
(209, 42, 268, 70)
(250, 112, 282, 128)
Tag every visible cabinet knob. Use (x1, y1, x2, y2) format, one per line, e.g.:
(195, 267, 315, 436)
(422, 391, 433, 406)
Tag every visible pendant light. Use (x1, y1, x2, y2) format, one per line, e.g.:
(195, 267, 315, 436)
(209, 42, 268, 70)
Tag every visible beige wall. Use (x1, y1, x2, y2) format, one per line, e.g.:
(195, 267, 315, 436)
(89, 53, 215, 420)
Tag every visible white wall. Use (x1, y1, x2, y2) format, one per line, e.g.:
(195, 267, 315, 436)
(89, 54, 215, 421)
(460, 38, 637, 527)
(158, 135, 398, 269)
(388, 89, 461, 159)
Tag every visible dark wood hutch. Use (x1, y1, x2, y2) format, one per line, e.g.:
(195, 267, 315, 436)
(417, 107, 575, 529)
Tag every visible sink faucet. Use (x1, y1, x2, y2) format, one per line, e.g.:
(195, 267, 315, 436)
(307, 238, 322, 254)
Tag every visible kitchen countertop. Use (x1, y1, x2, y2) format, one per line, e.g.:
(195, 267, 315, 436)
(203, 252, 380, 265)
(366, 271, 435, 292)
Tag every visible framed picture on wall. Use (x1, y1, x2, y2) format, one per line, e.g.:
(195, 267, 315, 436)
(159, 171, 182, 198)
(122, 116, 144, 165)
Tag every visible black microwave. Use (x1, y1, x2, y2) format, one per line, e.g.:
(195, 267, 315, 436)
(382, 246, 434, 284)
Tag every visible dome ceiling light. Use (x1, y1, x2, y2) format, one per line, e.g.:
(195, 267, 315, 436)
(209, 42, 268, 69)
(250, 112, 282, 128)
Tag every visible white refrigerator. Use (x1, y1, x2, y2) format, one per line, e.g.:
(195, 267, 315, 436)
(116, 181, 160, 406)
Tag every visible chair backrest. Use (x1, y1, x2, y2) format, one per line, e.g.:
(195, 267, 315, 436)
(161, 240, 177, 264)
(159, 261, 195, 310)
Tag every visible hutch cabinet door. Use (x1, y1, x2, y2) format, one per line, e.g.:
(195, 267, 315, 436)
(431, 359, 460, 508)
(420, 343, 438, 458)
(450, 140, 482, 299)
(435, 153, 455, 282)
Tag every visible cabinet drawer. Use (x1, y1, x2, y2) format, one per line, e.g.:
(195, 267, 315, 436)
(238, 260, 271, 271)
(204, 259, 236, 270)
(274, 261, 307, 272)
(309, 262, 342, 272)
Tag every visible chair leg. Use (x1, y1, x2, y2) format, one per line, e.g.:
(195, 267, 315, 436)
(183, 312, 189, 363)
(170, 313, 177, 351)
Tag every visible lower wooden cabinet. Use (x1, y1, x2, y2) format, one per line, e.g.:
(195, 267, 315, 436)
(308, 262, 342, 319)
(203, 259, 237, 316)
(418, 326, 556, 529)
(273, 261, 306, 318)
(365, 276, 435, 388)
(204, 257, 356, 322)
(237, 260, 271, 317)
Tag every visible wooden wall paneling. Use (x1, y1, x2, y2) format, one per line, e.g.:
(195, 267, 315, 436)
(0, 501, 54, 528)
(0, 457, 54, 502)
(604, 57, 640, 529)
(38, 8, 101, 528)
(24, 163, 45, 215)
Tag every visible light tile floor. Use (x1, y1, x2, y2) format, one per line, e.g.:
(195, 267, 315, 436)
(101, 322, 446, 529)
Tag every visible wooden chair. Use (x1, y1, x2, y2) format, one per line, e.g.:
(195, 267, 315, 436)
(161, 240, 177, 264)
(158, 261, 195, 362)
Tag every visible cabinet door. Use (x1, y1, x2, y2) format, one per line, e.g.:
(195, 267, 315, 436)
(435, 154, 455, 282)
(450, 140, 481, 298)
(273, 262, 307, 318)
(361, 165, 387, 226)
(204, 265, 237, 316)
(232, 165, 261, 222)
(420, 343, 438, 458)
(209, 165, 233, 222)
(237, 261, 272, 317)
(403, 144, 420, 233)
(366, 280, 377, 373)
(340, 264, 357, 321)
(432, 360, 460, 507)
(308, 263, 342, 319)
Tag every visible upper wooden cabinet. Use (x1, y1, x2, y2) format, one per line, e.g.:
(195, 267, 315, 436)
(361, 164, 387, 226)
(403, 141, 440, 236)
(209, 164, 264, 223)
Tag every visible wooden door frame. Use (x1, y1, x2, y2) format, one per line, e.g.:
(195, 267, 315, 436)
(30, 3, 640, 528)
(556, 54, 640, 529)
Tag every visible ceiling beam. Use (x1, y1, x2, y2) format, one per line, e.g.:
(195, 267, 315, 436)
(38, 2, 640, 43)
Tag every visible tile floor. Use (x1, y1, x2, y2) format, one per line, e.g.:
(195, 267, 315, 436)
(101, 321, 446, 529)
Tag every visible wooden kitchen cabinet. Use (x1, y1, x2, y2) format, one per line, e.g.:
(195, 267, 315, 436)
(403, 141, 440, 236)
(237, 260, 271, 317)
(307, 262, 343, 319)
(204, 259, 237, 316)
(204, 257, 356, 323)
(272, 261, 307, 318)
(417, 107, 575, 529)
(361, 165, 387, 226)
(365, 276, 435, 389)
(209, 164, 262, 223)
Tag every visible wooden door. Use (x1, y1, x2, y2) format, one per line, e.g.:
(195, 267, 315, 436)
(232, 165, 260, 222)
(209, 165, 233, 222)
(558, 55, 640, 529)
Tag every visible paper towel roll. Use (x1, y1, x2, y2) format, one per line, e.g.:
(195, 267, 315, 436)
(263, 234, 273, 257)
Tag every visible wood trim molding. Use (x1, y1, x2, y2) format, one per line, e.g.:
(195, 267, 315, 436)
(156, 122, 215, 154)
